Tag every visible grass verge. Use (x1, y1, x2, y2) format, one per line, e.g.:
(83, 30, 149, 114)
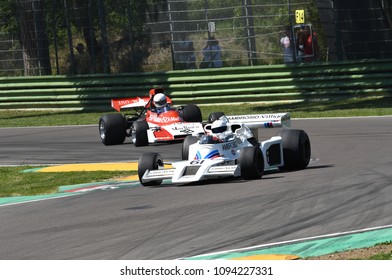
(0, 166, 136, 198)
(0, 96, 392, 127)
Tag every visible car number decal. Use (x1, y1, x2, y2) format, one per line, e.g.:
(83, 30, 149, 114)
(179, 128, 194, 134)
(190, 160, 204, 165)
(222, 142, 237, 150)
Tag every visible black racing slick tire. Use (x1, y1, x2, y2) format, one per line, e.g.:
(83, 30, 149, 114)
(99, 114, 126, 146)
(181, 104, 203, 122)
(278, 129, 311, 170)
(182, 135, 198, 160)
(239, 146, 264, 180)
(207, 112, 225, 123)
(138, 153, 164, 186)
(132, 120, 149, 147)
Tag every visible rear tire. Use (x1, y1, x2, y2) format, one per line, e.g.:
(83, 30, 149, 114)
(208, 112, 225, 123)
(278, 129, 311, 170)
(239, 146, 264, 179)
(182, 135, 198, 160)
(99, 114, 126, 145)
(132, 120, 149, 147)
(138, 153, 163, 186)
(182, 104, 202, 122)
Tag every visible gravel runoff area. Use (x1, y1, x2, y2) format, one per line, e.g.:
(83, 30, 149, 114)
(307, 244, 392, 260)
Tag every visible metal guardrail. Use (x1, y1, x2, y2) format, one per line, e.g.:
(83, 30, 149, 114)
(1, 59, 392, 111)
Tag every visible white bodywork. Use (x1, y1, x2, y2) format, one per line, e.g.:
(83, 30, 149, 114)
(225, 113, 291, 129)
(140, 113, 290, 184)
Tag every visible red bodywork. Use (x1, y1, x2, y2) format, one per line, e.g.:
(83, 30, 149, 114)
(111, 96, 173, 112)
(145, 110, 183, 140)
(110, 95, 185, 141)
(145, 110, 180, 124)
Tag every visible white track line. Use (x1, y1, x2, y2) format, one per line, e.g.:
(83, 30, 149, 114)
(185, 224, 392, 259)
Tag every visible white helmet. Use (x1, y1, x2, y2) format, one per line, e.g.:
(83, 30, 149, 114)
(211, 117, 228, 133)
(153, 93, 167, 108)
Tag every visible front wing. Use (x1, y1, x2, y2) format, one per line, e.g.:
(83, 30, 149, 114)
(141, 158, 240, 184)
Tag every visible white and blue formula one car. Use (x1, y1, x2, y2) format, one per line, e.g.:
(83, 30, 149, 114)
(137, 112, 311, 186)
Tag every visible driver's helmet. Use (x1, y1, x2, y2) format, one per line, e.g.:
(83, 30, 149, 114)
(153, 93, 167, 108)
(211, 117, 228, 134)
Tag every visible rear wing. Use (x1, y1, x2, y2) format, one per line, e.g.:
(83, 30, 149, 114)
(111, 96, 172, 112)
(225, 113, 291, 128)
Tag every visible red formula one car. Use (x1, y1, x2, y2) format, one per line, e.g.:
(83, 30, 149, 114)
(99, 88, 205, 146)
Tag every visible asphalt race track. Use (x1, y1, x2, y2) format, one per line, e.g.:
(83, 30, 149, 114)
(0, 117, 391, 259)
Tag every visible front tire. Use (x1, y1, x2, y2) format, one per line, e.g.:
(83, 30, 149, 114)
(239, 146, 264, 179)
(182, 135, 198, 160)
(181, 104, 202, 122)
(99, 114, 126, 145)
(278, 129, 311, 170)
(132, 120, 149, 147)
(138, 153, 164, 186)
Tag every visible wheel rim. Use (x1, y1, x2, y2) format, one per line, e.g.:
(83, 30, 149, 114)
(155, 158, 163, 169)
(99, 121, 106, 140)
(130, 125, 136, 144)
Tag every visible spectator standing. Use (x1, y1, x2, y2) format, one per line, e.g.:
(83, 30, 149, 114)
(69, 43, 90, 74)
(280, 28, 294, 63)
(200, 37, 222, 68)
(175, 36, 196, 70)
(303, 26, 319, 62)
(296, 27, 306, 62)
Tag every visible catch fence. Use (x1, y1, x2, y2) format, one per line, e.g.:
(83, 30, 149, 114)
(0, 0, 321, 76)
